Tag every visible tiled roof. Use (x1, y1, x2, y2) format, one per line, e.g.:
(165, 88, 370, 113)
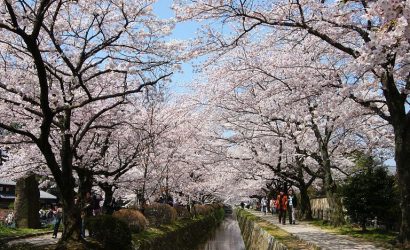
(0, 179, 16, 185)
(39, 191, 57, 200)
(0, 179, 57, 200)
(0, 194, 15, 199)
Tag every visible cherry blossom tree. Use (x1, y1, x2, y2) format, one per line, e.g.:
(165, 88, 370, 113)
(186, 35, 392, 223)
(0, 0, 177, 246)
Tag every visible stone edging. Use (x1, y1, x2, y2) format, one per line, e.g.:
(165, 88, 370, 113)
(236, 210, 288, 250)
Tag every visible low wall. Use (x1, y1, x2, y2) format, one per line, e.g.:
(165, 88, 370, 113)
(236, 209, 287, 250)
(310, 198, 331, 221)
(133, 208, 224, 250)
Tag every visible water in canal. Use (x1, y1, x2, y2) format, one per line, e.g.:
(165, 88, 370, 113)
(197, 213, 245, 250)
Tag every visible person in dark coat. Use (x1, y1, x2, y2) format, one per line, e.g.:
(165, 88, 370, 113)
(287, 189, 298, 224)
(276, 191, 288, 225)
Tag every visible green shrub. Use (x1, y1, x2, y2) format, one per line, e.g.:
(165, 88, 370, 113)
(341, 154, 399, 231)
(143, 203, 177, 227)
(113, 209, 148, 233)
(86, 215, 132, 250)
(213, 206, 225, 222)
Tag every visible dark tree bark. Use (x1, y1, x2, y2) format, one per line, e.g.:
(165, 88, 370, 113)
(99, 183, 115, 214)
(386, 78, 410, 244)
(299, 183, 312, 220)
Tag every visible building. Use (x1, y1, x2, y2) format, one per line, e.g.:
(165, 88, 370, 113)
(0, 179, 58, 209)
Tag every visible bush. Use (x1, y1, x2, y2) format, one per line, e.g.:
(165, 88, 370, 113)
(86, 214, 132, 250)
(113, 209, 148, 233)
(143, 203, 177, 227)
(341, 154, 399, 231)
(193, 204, 223, 217)
(193, 204, 213, 216)
(174, 205, 191, 218)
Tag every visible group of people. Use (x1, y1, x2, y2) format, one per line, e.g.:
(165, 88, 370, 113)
(52, 192, 103, 239)
(80, 192, 103, 238)
(260, 189, 298, 225)
(4, 211, 14, 226)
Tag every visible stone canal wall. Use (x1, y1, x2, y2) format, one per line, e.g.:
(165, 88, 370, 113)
(236, 210, 287, 250)
(133, 208, 225, 250)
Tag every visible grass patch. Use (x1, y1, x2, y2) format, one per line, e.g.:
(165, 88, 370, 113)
(0, 225, 50, 239)
(309, 220, 399, 249)
(132, 216, 204, 241)
(237, 209, 318, 250)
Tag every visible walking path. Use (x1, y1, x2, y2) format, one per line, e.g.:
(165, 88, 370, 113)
(4, 230, 89, 248)
(5, 233, 58, 248)
(248, 210, 386, 250)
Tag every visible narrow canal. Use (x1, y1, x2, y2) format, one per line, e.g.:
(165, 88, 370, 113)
(197, 212, 245, 250)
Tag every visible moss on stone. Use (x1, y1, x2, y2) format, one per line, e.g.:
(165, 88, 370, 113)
(133, 208, 225, 250)
(237, 209, 318, 250)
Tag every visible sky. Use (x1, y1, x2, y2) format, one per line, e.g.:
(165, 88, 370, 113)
(153, 0, 199, 94)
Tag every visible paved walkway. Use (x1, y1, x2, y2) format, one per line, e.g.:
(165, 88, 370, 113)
(248, 210, 386, 250)
(5, 230, 89, 248)
(6, 233, 58, 247)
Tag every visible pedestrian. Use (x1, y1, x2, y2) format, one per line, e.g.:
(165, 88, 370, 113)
(5, 211, 14, 226)
(81, 192, 93, 238)
(276, 191, 288, 225)
(92, 194, 101, 216)
(270, 197, 276, 215)
(288, 189, 298, 224)
(261, 196, 268, 215)
(52, 204, 63, 238)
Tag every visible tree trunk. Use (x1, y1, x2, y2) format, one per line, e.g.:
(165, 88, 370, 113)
(57, 118, 87, 248)
(299, 184, 313, 220)
(100, 183, 114, 214)
(295, 159, 313, 220)
(78, 171, 93, 201)
(309, 107, 344, 225)
(381, 70, 410, 246)
(320, 150, 344, 225)
(395, 125, 410, 245)
(360, 219, 367, 232)
(56, 191, 83, 249)
(323, 170, 344, 226)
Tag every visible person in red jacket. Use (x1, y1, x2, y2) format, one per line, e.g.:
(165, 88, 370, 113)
(276, 191, 288, 225)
